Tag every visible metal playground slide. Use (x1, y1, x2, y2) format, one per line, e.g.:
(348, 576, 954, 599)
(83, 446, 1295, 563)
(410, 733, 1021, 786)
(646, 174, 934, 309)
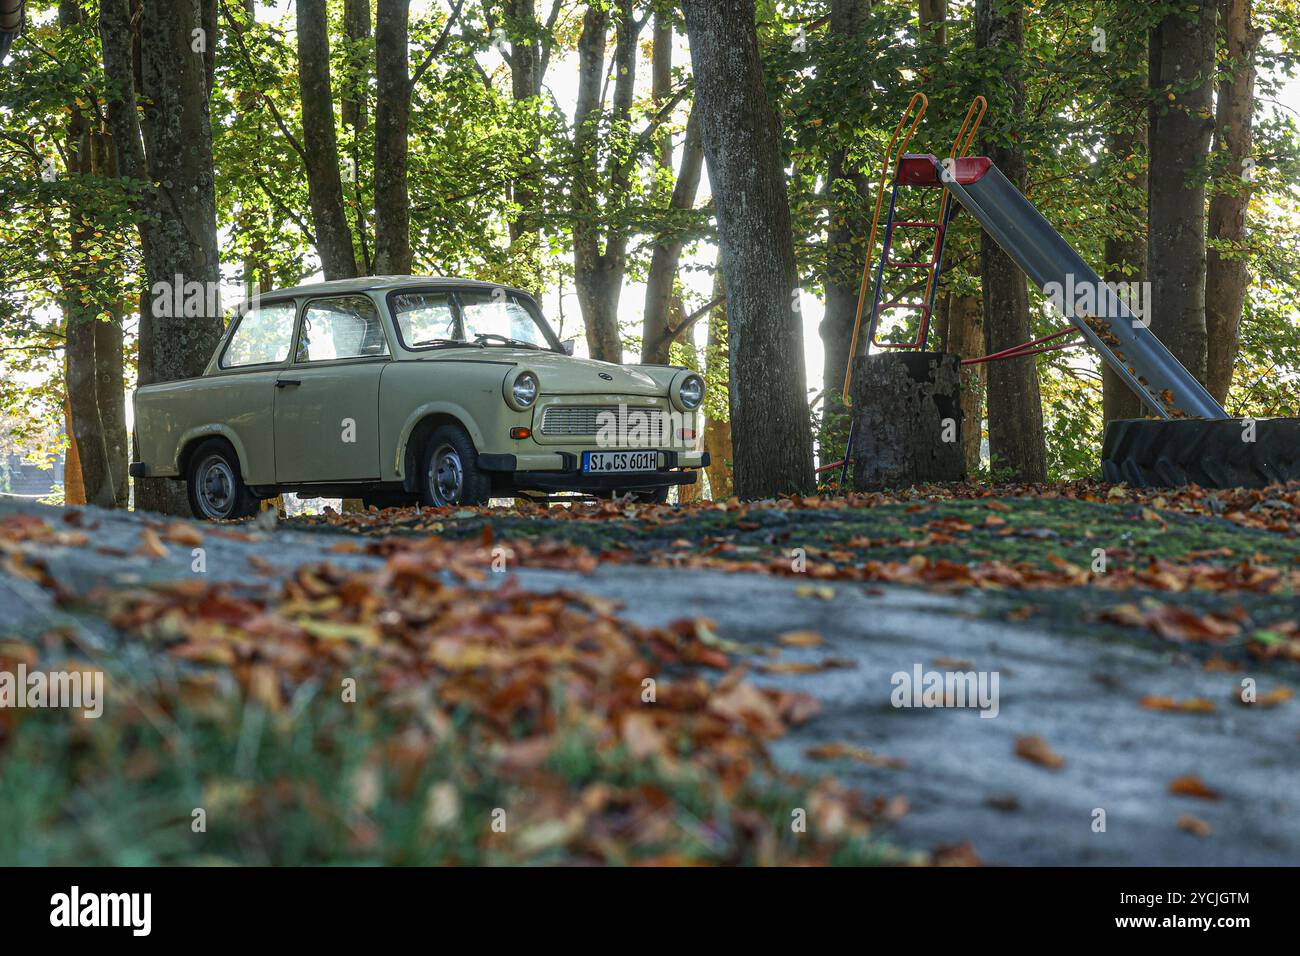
(835, 95, 1294, 490)
(929, 155, 1228, 420)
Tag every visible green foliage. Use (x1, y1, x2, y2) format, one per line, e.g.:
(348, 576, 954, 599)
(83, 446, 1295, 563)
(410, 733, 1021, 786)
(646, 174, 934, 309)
(2, 0, 1299, 486)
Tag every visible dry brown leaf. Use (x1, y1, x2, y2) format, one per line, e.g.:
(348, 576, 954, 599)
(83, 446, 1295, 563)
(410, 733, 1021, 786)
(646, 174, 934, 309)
(933, 656, 974, 670)
(932, 841, 981, 866)
(1139, 695, 1217, 714)
(1169, 775, 1220, 800)
(620, 711, 668, 759)
(759, 657, 854, 675)
(708, 682, 785, 738)
(1014, 735, 1065, 769)
(805, 741, 907, 769)
(778, 630, 824, 647)
(1176, 814, 1212, 837)
(162, 522, 204, 547)
(1236, 686, 1294, 708)
(136, 528, 169, 558)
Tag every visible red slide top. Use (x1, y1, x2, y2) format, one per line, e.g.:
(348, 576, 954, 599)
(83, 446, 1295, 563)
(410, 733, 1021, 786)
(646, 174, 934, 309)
(896, 154, 992, 187)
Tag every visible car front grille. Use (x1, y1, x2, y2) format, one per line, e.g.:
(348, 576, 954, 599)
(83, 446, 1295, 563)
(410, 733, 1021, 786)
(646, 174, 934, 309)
(540, 405, 667, 439)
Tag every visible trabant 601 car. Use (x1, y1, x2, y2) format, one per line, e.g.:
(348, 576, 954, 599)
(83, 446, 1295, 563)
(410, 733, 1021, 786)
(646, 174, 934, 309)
(130, 277, 708, 519)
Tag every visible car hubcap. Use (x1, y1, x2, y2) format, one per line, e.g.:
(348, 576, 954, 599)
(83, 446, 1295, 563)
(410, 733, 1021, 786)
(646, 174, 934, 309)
(198, 456, 235, 517)
(430, 445, 463, 504)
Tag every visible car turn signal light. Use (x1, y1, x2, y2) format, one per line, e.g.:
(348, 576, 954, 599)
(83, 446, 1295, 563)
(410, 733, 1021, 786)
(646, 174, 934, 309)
(510, 427, 532, 439)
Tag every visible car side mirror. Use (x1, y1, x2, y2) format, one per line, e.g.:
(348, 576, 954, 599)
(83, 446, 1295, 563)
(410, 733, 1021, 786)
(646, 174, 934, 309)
(561, 339, 576, 356)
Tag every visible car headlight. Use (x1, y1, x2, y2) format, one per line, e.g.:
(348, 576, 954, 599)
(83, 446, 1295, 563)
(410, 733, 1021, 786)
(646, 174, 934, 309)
(670, 371, 705, 412)
(504, 369, 539, 410)
(678, 375, 704, 410)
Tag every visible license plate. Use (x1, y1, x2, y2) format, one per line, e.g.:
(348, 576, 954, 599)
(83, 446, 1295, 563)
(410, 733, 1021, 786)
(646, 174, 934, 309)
(582, 450, 658, 473)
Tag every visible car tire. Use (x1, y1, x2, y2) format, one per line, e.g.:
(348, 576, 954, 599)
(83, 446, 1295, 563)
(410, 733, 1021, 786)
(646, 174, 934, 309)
(419, 425, 491, 507)
(1101, 417, 1300, 489)
(186, 439, 260, 520)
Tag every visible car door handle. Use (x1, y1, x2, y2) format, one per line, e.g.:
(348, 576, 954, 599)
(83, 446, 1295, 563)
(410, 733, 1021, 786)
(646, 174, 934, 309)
(275, 379, 301, 388)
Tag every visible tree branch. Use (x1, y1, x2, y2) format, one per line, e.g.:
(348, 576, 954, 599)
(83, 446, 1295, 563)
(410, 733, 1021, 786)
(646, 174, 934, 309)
(411, 0, 467, 88)
(218, 0, 308, 162)
(650, 293, 725, 354)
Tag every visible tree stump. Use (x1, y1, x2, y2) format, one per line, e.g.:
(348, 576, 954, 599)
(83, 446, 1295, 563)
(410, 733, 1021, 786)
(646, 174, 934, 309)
(850, 352, 965, 490)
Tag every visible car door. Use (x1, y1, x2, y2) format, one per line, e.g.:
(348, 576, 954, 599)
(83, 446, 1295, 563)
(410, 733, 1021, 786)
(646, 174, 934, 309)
(273, 294, 388, 483)
(202, 300, 300, 486)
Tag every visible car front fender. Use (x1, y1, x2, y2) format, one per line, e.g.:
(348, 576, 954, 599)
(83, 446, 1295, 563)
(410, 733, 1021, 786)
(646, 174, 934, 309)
(392, 400, 491, 481)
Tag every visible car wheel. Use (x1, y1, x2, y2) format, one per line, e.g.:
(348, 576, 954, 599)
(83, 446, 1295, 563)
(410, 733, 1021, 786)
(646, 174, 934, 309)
(186, 439, 260, 521)
(419, 425, 491, 507)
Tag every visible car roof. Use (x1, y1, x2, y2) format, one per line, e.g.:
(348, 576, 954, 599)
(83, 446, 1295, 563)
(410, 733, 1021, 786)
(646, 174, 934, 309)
(256, 275, 536, 302)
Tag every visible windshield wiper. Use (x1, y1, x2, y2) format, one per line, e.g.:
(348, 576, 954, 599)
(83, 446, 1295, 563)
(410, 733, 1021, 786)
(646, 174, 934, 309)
(411, 338, 468, 348)
(473, 333, 542, 350)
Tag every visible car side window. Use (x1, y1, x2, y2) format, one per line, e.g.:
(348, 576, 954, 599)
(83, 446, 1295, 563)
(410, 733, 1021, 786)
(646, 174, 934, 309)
(222, 302, 297, 368)
(391, 292, 458, 347)
(297, 295, 389, 362)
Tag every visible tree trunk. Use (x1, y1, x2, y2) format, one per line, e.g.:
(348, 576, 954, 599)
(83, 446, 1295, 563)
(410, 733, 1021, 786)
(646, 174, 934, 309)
(1101, 13, 1148, 423)
(703, 277, 734, 499)
(62, 397, 86, 506)
(298, 0, 360, 280)
(819, 0, 871, 461)
(342, 0, 372, 273)
(682, 0, 814, 498)
(91, 131, 129, 508)
(60, 1, 116, 509)
(374, 0, 412, 275)
(945, 294, 985, 472)
(507, 0, 542, 251)
(919, 0, 982, 470)
(94, 296, 129, 508)
(672, 296, 704, 504)
(1205, 0, 1260, 406)
(641, 111, 704, 364)
(850, 353, 965, 490)
(1147, 0, 1217, 387)
(201, 0, 217, 95)
(918, 0, 946, 45)
(1101, 125, 1148, 423)
(101, 0, 223, 514)
(975, 0, 1046, 482)
(571, 1, 642, 363)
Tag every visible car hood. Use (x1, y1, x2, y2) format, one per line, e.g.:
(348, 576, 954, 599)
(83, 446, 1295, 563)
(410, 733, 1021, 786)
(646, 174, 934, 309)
(418, 347, 674, 396)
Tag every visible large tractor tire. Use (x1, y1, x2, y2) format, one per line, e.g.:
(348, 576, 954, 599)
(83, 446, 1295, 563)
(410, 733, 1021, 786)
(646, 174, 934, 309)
(1102, 417, 1300, 489)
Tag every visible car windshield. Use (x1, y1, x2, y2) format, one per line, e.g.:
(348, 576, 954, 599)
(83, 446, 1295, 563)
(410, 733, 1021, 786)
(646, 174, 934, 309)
(391, 288, 556, 351)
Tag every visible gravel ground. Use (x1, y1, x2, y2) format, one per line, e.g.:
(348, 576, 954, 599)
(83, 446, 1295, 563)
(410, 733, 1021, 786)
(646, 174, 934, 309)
(2, 497, 1296, 865)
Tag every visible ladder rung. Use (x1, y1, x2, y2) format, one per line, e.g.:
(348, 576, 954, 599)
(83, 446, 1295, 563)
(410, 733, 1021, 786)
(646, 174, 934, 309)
(886, 259, 936, 268)
(893, 220, 940, 228)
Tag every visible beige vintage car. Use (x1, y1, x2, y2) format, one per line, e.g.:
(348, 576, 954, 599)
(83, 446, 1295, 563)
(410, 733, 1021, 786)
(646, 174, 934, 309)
(130, 277, 708, 519)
